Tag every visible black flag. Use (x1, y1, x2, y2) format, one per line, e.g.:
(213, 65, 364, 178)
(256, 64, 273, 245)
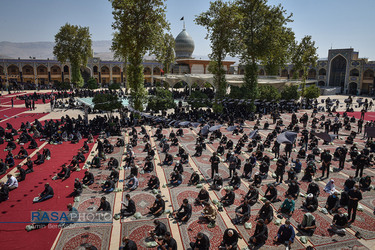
(180, 16, 184, 21)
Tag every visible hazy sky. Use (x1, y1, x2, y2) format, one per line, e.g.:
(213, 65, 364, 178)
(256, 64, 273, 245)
(1, 0, 375, 59)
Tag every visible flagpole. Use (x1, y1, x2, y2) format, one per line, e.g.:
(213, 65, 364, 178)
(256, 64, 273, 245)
(183, 20, 185, 30)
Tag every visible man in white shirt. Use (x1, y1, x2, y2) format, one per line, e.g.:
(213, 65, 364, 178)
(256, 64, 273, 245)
(6, 174, 18, 190)
(126, 175, 139, 191)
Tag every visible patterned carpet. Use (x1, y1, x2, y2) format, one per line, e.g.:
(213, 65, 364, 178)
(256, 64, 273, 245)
(55, 225, 112, 250)
(121, 218, 171, 250)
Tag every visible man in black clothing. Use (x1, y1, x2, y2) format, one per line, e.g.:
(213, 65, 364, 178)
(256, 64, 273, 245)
(264, 184, 278, 202)
(120, 194, 136, 218)
(172, 198, 192, 223)
(355, 152, 368, 178)
(0, 159, 6, 175)
(348, 184, 362, 223)
(248, 219, 268, 249)
(149, 194, 165, 216)
(157, 232, 177, 250)
(344, 176, 355, 192)
(210, 152, 220, 179)
(234, 199, 251, 225)
(16, 165, 26, 182)
(34, 152, 45, 165)
(256, 201, 273, 224)
(219, 229, 239, 250)
(0, 182, 9, 202)
(328, 209, 348, 235)
(190, 232, 210, 250)
(82, 171, 94, 185)
(107, 157, 119, 170)
(120, 237, 137, 250)
(149, 219, 167, 240)
(69, 178, 83, 197)
(321, 150, 332, 179)
(220, 189, 235, 207)
(97, 196, 111, 211)
(147, 175, 160, 190)
(325, 191, 340, 214)
(338, 146, 347, 170)
(54, 164, 70, 181)
(34, 183, 54, 203)
(275, 158, 286, 184)
(244, 185, 259, 206)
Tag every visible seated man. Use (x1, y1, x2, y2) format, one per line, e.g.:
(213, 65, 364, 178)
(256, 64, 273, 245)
(228, 172, 241, 190)
(120, 194, 136, 218)
(125, 175, 139, 191)
(149, 219, 167, 240)
(6, 140, 17, 151)
(219, 229, 239, 250)
(0, 182, 9, 202)
(233, 199, 251, 225)
(33, 183, 54, 203)
(90, 154, 101, 168)
(195, 188, 210, 205)
(325, 191, 340, 214)
(252, 172, 262, 188)
(148, 194, 165, 217)
(344, 176, 356, 192)
(243, 185, 259, 206)
(116, 138, 125, 147)
(264, 184, 278, 202)
(147, 175, 160, 190)
(169, 170, 182, 186)
(256, 201, 273, 224)
(285, 180, 300, 200)
(297, 213, 316, 236)
(302, 193, 318, 212)
(43, 148, 51, 160)
(5, 154, 15, 169)
(188, 171, 200, 186)
(34, 152, 45, 165)
(307, 182, 320, 197)
(162, 153, 173, 166)
(68, 156, 80, 171)
(82, 171, 95, 186)
(248, 219, 268, 249)
(143, 158, 154, 173)
(15, 146, 28, 159)
(97, 196, 111, 211)
(102, 177, 115, 193)
(0, 159, 7, 175)
(359, 175, 372, 191)
(220, 189, 235, 207)
(328, 209, 348, 236)
(278, 195, 295, 217)
(194, 143, 203, 157)
(189, 232, 210, 250)
(156, 232, 177, 250)
(173, 161, 184, 174)
(16, 165, 26, 182)
(6, 174, 18, 190)
(210, 174, 223, 191)
(172, 198, 192, 223)
(273, 220, 295, 248)
(107, 157, 119, 170)
(53, 164, 71, 181)
(109, 169, 119, 183)
(200, 201, 217, 227)
(69, 178, 83, 197)
(28, 138, 38, 149)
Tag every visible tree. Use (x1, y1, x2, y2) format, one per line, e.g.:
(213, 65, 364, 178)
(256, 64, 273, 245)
(195, 0, 238, 99)
(92, 93, 123, 113)
(154, 33, 175, 74)
(291, 35, 318, 97)
(236, 0, 293, 105)
(87, 77, 98, 89)
(261, 27, 295, 76)
(108, 82, 121, 90)
(304, 85, 320, 100)
(147, 87, 176, 112)
(258, 85, 281, 101)
(53, 23, 92, 88)
(187, 91, 210, 108)
(110, 0, 169, 111)
(280, 84, 300, 100)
